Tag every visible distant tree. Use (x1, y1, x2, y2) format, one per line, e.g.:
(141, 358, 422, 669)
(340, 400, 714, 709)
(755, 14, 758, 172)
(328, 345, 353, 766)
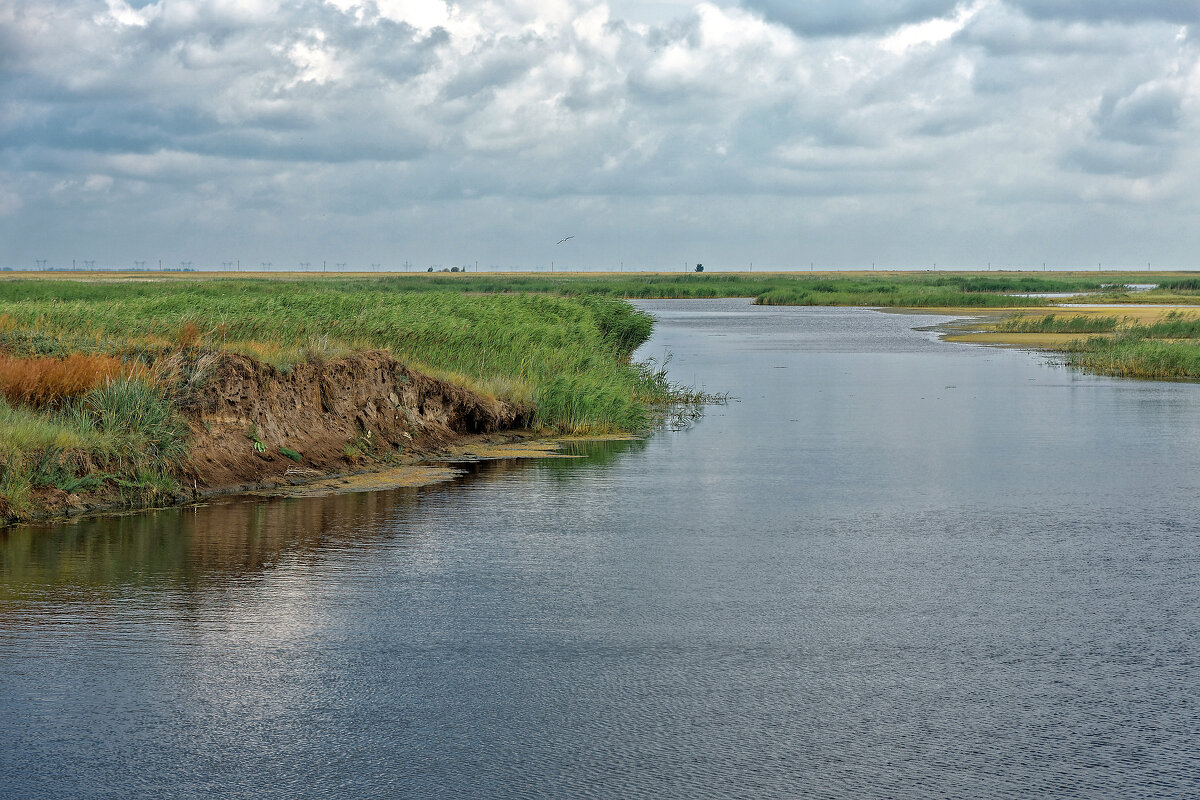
(450, 266, 460, 272)
(426, 266, 434, 272)
(694, 263, 704, 273)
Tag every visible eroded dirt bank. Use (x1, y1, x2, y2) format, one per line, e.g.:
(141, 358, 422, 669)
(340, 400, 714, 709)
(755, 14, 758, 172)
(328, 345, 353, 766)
(182, 350, 531, 489)
(21, 351, 534, 524)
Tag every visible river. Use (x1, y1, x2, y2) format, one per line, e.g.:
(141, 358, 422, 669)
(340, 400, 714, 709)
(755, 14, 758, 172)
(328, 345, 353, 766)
(2, 299, 1198, 798)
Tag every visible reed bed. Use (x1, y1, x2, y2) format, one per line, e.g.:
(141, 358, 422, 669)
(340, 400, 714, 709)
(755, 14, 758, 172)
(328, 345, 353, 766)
(992, 314, 1124, 334)
(1064, 337, 1200, 380)
(1136, 311, 1200, 339)
(0, 376, 187, 515)
(0, 287, 667, 431)
(994, 310, 1200, 380)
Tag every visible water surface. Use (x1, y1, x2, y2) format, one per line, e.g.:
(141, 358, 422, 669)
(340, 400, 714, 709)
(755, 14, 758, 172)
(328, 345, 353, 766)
(2, 300, 1197, 798)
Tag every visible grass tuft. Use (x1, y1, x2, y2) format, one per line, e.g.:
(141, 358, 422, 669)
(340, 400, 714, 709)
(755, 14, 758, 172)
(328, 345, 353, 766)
(278, 446, 302, 462)
(71, 378, 190, 471)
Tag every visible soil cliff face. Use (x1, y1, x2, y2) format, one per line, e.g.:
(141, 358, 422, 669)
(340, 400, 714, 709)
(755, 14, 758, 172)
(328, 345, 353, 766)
(183, 350, 531, 488)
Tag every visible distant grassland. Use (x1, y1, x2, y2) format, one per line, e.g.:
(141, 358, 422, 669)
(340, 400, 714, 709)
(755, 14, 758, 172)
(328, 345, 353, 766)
(304, 270, 1200, 307)
(25, 269, 1200, 305)
(377, 270, 1200, 307)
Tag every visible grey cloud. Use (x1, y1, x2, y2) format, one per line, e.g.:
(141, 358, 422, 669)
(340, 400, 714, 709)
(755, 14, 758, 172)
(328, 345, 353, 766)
(957, 3, 1147, 57)
(738, 0, 959, 36)
(1094, 84, 1184, 145)
(186, 129, 429, 164)
(1062, 141, 1175, 177)
(1, 0, 444, 170)
(1009, 0, 1199, 24)
(914, 113, 985, 138)
(1058, 83, 1186, 178)
(440, 40, 539, 101)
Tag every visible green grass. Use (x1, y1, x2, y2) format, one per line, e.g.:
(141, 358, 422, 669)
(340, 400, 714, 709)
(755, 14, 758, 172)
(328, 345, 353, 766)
(0, 277, 689, 516)
(0, 377, 185, 516)
(988, 310, 1200, 380)
(372, 270, 1200, 308)
(363, 271, 1178, 306)
(2, 270, 1169, 308)
(993, 314, 1124, 334)
(1150, 278, 1200, 293)
(0, 280, 669, 431)
(754, 285, 1036, 307)
(1136, 311, 1200, 339)
(72, 378, 190, 471)
(1055, 311, 1200, 379)
(1064, 336, 1200, 380)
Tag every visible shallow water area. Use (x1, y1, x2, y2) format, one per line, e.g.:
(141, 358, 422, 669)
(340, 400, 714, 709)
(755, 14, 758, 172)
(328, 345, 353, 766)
(2, 299, 1199, 799)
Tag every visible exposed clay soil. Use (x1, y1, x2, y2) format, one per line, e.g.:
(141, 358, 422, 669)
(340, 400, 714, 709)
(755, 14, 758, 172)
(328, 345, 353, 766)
(11, 351, 533, 525)
(182, 350, 530, 489)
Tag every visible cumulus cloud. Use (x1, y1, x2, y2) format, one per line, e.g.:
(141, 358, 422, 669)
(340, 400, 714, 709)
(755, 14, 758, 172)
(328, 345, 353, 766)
(0, 0, 1198, 268)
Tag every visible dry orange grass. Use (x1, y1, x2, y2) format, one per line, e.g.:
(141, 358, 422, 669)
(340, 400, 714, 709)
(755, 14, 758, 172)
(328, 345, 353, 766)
(177, 320, 203, 349)
(0, 353, 150, 407)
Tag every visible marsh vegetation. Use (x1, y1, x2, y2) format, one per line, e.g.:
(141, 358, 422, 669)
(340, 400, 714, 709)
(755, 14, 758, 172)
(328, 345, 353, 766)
(0, 278, 695, 519)
(965, 309, 1200, 380)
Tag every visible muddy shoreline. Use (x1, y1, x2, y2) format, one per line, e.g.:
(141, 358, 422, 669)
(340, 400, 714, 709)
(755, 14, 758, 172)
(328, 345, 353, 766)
(26, 431, 575, 525)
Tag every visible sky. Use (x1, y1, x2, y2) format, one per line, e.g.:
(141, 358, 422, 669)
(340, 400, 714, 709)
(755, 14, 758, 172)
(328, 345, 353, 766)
(1, 0, 1198, 271)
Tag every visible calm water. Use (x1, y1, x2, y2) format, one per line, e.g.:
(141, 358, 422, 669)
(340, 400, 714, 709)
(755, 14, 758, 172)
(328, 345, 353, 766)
(2, 300, 1198, 799)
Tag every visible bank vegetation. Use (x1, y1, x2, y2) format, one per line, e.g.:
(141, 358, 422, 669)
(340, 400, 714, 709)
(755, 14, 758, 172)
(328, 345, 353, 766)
(0, 279, 696, 521)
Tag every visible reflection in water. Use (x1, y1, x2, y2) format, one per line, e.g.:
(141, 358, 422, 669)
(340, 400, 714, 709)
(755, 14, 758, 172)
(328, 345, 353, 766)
(0, 437, 647, 603)
(0, 492, 418, 601)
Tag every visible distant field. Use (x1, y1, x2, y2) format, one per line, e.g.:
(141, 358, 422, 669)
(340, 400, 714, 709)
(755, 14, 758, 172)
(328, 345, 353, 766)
(10, 269, 1200, 307)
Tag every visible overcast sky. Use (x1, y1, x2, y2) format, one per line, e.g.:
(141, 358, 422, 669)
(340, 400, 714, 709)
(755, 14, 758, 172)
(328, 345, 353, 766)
(2, 0, 1198, 270)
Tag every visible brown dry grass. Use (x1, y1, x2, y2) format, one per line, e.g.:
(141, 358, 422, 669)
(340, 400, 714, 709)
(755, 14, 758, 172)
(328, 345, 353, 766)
(0, 353, 150, 407)
(177, 320, 203, 349)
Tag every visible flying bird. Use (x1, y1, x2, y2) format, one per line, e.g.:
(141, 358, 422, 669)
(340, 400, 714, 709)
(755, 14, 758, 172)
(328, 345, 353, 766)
(556, 235, 574, 245)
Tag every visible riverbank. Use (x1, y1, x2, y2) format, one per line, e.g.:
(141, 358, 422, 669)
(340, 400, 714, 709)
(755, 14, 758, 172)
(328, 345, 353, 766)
(936, 305, 1200, 380)
(0, 278, 693, 525)
(4, 348, 535, 524)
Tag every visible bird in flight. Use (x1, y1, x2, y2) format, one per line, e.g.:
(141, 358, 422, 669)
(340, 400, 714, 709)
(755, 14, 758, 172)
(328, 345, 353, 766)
(556, 235, 574, 245)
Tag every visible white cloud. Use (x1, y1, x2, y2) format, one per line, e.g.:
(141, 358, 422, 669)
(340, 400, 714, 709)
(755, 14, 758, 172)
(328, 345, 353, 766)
(882, 0, 984, 54)
(81, 174, 114, 191)
(373, 0, 450, 31)
(100, 0, 149, 28)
